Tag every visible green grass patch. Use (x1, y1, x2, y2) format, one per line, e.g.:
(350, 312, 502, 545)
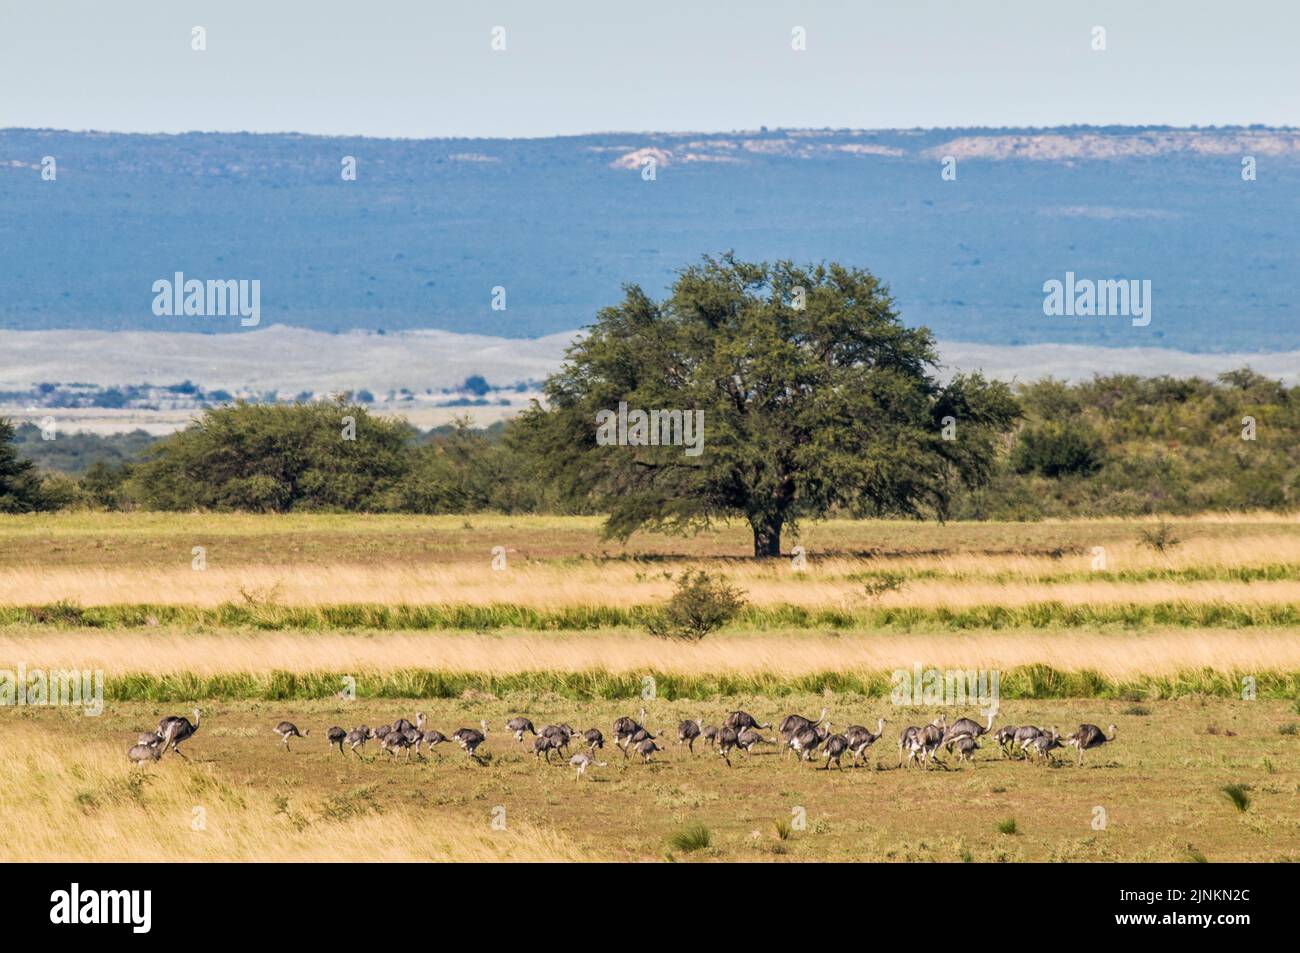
(91, 666, 1300, 702)
(9, 598, 1300, 632)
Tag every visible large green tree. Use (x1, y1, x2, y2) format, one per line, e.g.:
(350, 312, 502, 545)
(0, 418, 48, 513)
(516, 255, 1020, 556)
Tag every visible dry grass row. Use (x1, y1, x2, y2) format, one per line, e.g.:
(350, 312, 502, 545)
(4, 626, 1300, 680)
(8, 555, 1300, 610)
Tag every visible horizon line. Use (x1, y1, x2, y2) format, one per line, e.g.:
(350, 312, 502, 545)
(4, 123, 1298, 142)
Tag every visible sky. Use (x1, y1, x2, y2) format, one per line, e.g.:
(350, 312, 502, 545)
(1, 0, 1297, 138)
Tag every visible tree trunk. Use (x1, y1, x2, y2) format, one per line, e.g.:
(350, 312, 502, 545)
(752, 517, 783, 559)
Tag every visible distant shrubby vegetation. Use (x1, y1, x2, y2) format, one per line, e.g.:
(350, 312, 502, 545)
(951, 369, 1300, 519)
(12, 423, 157, 477)
(3, 369, 1299, 520)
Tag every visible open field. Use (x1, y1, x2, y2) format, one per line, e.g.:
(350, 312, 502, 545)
(3, 697, 1298, 863)
(3, 512, 1300, 860)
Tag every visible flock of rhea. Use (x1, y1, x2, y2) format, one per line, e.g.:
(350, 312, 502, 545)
(127, 705, 1118, 778)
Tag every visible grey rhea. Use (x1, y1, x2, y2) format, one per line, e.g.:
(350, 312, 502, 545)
(327, 726, 347, 754)
(724, 710, 770, 732)
(128, 721, 179, 765)
(452, 720, 490, 759)
(156, 708, 201, 758)
(570, 751, 608, 780)
(1064, 723, 1116, 765)
(843, 718, 886, 767)
(506, 717, 537, 742)
(273, 721, 307, 751)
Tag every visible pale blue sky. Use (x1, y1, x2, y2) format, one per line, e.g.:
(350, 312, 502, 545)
(1, 0, 1295, 137)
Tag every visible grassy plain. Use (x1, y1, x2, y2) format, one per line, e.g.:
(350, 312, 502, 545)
(2, 512, 1299, 860)
(3, 697, 1298, 863)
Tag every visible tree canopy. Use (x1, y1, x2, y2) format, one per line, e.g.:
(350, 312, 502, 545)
(0, 418, 50, 513)
(515, 254, 1020, 556)
(128, 401, 412, 512)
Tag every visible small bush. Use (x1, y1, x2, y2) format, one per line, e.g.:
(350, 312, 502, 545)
(996, 817, 1018, 835)
(1139, 519, 1181, 554)
(647, 571, 746, 641)
(1122, 705, 1151, 716)
(773, 819, 792, 841)
(668, 824, 712, 853)
(860, 571, 906, 601)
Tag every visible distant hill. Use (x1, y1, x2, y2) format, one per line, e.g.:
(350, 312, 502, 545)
(2, 126, 1297, 352)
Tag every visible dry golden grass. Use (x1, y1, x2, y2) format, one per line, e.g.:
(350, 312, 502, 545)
(5, 542, 1300, 610)
(4, 626, 1299, 680)
(0, 722, 592, 862)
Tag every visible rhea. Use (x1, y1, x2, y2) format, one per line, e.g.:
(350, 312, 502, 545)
(1026, 729, 1063, 764)
(844, 718, 886, 768)
(716, 726, 741, 767)
(532, 735, 562, 762)
(724, 710, 770, 732)
(612, 708, 647, 754)
(156, 708, 201, 759)
(1063, 724, 1116, 765)
(779, 706, 828, 744)
(570, 751, 608, 780)
(345, 726, 374, 757)
(128, 722, 178, 765)
(452, 720, 490, 760)
(421, 729, 452, 755)
(736, 728, 775, 754)
(506, 717, 537, 742)
(273, 721, 307, 751)
(789, 721, 831, 764)
(822, 731, 851, 771)
(540, 723, 577, 755)
(633, 737, 661, 763)
(939, 711, 995, 750)
(953, 736, 980, 765)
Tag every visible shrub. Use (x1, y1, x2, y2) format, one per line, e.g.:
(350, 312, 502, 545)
(860, 571, 906, 601)
(647, 571, 746, 641)
(1139, 519, 1181, 553)
(1011, 420, 1104, 478)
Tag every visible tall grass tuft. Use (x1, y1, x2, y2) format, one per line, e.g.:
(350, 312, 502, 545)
(668, 824, 712, 853)
(1221, 784, 1251, 813)
(996, 818, 1018, 835)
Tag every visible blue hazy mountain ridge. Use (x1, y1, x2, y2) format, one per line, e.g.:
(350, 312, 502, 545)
(1, 126, 1295, 352)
